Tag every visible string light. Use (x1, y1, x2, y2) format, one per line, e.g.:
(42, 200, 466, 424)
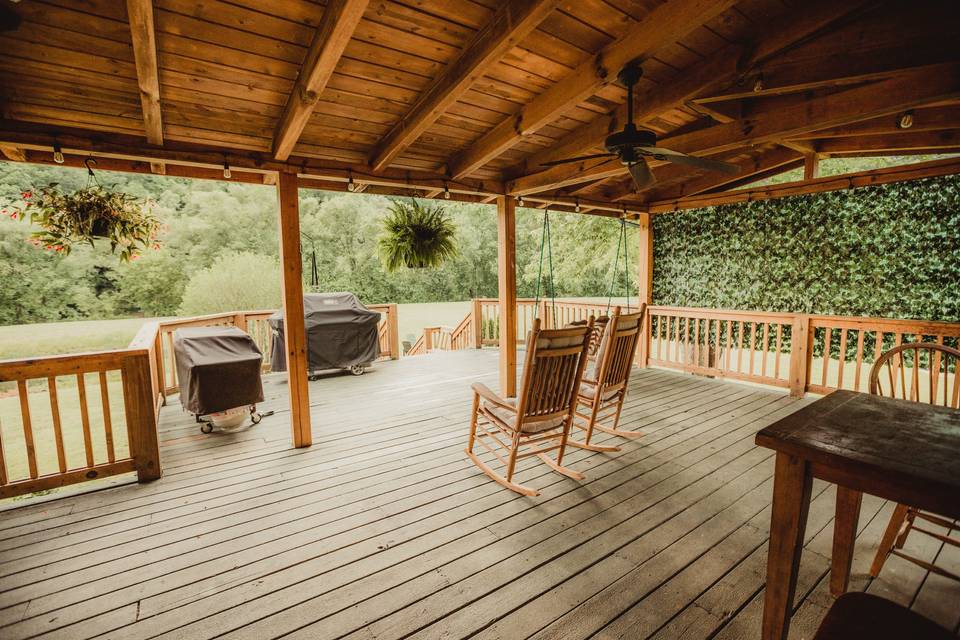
(443, 182, 451, 199)
(347, 172, 355, 192)
(53, 144, 64, 164)
(517, 195, 524, 206)
(898, 110, 914, 129)
(222, 161, 231, 179)
(574, 199, 581, 213)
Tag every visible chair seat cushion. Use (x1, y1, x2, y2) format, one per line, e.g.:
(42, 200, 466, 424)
(813, 592, 953, 640)
(579, 381, 621, 401)
(483, 400, 565, 434)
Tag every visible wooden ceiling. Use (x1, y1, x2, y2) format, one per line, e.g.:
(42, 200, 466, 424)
(0, 0, 958, 214)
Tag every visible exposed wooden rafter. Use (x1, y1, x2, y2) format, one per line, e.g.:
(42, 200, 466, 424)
(507, 63, 960, 195)
(445, 0, 737, 180)
(506, 0, 868, 183)
(811, 129, 960, 155)
(272, 0, 370, 161)
(125, 0, 163, 145)
(367, 0, 561, 172)
(0, 144, 25, 162)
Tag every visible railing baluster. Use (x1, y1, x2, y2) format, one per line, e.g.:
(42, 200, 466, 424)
(100, 370, 116, 463)
(774, 323, 783, 380)
(853, 330, 865, 392)
(17, 380, 38, 479)
(836, 328, 848, 390)
(47, 376, 67, 473)
(736, 321, 744, 373)
(724, 320, 732, 372)
(821, 327, 832, 388)
(747, 322, 757, 376)
(77, 373, 95, 468)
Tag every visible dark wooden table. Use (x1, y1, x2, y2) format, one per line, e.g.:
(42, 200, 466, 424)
(755, 390, 960, 640)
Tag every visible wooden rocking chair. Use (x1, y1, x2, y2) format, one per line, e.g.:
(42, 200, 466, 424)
(568, 305, 646, 452)
(466, 318, 594, 496)
(868, 342, 960, 583)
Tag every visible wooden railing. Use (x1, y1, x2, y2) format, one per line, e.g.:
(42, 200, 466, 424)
(0, 341, 161, 500)
(0, 302, 400, 501)
(645, 307, 960, 397)
(407, 299, 960, 400)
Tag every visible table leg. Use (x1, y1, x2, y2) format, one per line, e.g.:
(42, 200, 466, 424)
(830, 485, 863, 596)
(762, 452, 813, 640)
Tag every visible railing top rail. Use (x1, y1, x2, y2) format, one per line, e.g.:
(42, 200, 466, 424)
(157, 310, 275, 330)
(0, 348, 147, 380)
(807, 314, 960, 333)
(647, 305, 797, 321)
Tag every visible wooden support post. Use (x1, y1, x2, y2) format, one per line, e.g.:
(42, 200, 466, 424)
(471, 298, 483, 348)
(497, 196, 518, 397)
(637, 212, 654, 367)
(424, 327, 435, 352)
(277, 170, 312, 448)
(122, 352, 161, 482)
(789, 314, 811, 398)
(804, 153, 820, 180)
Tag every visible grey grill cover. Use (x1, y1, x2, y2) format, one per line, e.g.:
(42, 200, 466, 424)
(173, 326, 264, 415)
(269, 292, 380, 372)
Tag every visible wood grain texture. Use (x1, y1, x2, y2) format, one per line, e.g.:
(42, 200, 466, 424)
(125, 0, 163, 145)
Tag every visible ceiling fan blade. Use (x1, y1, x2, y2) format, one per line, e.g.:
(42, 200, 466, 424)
(628, 160, 655, 191)
(539, 153, 616, 167)
(635, 145, 740, 174)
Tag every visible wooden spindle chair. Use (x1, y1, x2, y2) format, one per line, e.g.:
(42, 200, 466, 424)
(466, 318, 594, 496)
(868, 342, 960, 583)
(568, 305, 646, 452)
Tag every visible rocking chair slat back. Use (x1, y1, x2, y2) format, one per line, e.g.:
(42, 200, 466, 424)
(517, 320, 593, 423)
(869, 342, 960, 408)
(595, 305, 646, 393)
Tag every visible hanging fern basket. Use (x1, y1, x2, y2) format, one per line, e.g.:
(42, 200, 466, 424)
(378, 199, 457, 272)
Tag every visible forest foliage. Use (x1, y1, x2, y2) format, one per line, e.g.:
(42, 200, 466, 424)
(0, 162, 638, 324)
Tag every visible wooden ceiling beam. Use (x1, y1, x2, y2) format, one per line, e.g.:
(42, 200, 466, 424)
(445, 0, 737, 180)
(810, 130, 960, 155)
(507, 63, 960, 195)
(647, 156, 960, 213)
(272, 0, 369, 161)
(367, 0, 561, 172)
(791, 105, 960, 139)
(125, 0, 163, 145)
(508, 0, 868, 181)
(0, 120, 504, 196)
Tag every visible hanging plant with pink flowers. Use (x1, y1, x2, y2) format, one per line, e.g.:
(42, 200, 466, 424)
(5, 159, 161, 262)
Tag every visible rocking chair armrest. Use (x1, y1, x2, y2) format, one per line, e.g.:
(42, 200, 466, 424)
(471, 382, 515, 413)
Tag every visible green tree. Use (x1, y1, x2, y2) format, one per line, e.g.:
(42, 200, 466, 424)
(179, 251, 281, 315)
(114, 252, 188, 316)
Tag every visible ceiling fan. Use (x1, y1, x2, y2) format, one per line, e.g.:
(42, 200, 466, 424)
(540, 61, 740, 191)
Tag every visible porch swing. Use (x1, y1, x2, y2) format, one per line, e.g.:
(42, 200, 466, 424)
(567, 215, 647, 450)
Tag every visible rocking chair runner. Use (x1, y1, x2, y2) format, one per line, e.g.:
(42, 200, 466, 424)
(868, 342, 960, 583)
(568, 305, 646, 452)
(466, 318, 594, 496)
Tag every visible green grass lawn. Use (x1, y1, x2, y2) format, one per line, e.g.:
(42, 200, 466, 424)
(0, 317, 159, 360)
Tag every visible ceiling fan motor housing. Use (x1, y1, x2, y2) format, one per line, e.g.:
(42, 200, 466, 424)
(605, 123, 657, 155)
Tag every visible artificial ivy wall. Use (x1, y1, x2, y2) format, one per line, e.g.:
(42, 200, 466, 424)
(652, 174, 960, 322)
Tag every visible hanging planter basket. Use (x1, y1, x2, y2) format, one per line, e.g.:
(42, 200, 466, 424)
(8, 159, 161, 262)
(378, 199, 457, 272)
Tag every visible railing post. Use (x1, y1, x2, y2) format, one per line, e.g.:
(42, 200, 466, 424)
(387, 304, 400, 359)
(122, 352, 161, 482)
(636, 212, 654, 367)
(424, 327, 434, 352)
(471, 299, 482, 348)
(234, 311, 247, 332)
(638, 304, 651, 368)
(789, 314, 811, 398)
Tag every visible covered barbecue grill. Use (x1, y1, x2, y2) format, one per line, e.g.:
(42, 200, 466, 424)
(269, 292, 381, 377)
(173, 326, 265, 432)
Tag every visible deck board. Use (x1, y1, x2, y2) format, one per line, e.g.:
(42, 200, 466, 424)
(0, 349, 956, 639)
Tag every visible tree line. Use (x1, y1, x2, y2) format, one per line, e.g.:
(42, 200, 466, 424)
(0, 162, 638, 325)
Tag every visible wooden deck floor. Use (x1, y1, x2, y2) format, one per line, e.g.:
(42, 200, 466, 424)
(0, 350, 957, 640)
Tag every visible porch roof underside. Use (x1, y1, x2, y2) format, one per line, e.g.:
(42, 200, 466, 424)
(1, 0, 959, 216)
(1, 350, 957, 639)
